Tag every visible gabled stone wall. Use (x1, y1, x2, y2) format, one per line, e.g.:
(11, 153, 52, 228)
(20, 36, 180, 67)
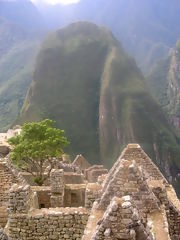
(97, 160, 159, 216)
(90, 196, 153, 240)
(85, 165, 108, 183)
(101, 144, 167, 195)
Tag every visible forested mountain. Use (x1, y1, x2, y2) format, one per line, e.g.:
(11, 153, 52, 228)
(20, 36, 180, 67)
(18, 22, 180, 193)
(1, 0, 180, 131)
(148, 39, 180, 133)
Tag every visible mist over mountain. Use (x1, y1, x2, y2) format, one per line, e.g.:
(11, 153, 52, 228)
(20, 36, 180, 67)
(35, 0, 180, 72)
(0, 0, 44, 30)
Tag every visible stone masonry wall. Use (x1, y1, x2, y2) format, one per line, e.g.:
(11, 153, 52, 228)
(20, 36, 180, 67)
(8, 208, 89, 240)
(0, 161, 17, 207)
(0, 160, 18, 228)
(167, 201, 180, 239)
(149, 182, 180, 238)
(85, 166, 108, 183)
(101, 144, 167, 195)
(8, 184, 89, 240)
(122, 144, 167, 182)
(50, 169, 64, 207)
(8, 185, 32, 214)
(85, 183, 102, 209)
(97, 160, 159, 217)
(90, 196, 153, 240)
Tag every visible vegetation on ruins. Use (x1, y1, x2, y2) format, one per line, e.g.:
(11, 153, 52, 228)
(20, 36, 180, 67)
(8, 119, 69, 186)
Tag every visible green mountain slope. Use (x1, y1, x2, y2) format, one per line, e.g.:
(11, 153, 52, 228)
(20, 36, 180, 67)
(148, 39, 180, 132)
(0, 41, 40, 131)
(0, 18, 40, 131)
(19, 22, 180, 193)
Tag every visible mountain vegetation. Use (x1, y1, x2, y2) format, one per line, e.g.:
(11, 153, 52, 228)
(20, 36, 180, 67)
(0, 1, 43, 131)
(1, 0, 180, 132)
(18, 23, 180, 193)
(148, 39, 180, 134)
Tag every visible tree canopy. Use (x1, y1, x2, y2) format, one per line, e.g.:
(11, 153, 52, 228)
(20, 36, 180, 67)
(8, 119, 69, 185)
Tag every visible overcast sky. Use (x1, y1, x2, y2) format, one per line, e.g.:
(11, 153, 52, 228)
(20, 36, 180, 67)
(31, 0, 80, 5)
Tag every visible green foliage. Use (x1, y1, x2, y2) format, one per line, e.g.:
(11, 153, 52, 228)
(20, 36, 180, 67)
(8, 119, 69, 185)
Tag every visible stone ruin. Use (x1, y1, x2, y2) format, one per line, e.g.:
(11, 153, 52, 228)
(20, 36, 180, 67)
(0, 144, 180, 239)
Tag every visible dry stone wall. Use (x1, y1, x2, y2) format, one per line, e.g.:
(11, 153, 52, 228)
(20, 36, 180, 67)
(85, 166, 108, 183)
(0, 159, 19, 228)
(89, 196, 153, 240)
(57, 161, 81, 173)
(50, 169, 64, 208)
(72, 155, 91, 172)
(0, 161, 17, 207)
(8, 184, 89, 240)
(149, 182, 180, 239)
(167, 201, 180, 239)
(97, 160, 159, 217)
(101, 144, 167, 194)
(121, 144, 167, 182)
(8, 208, 89, 240)
(85, 183, 102, 209)
(8, 185, 32, 214)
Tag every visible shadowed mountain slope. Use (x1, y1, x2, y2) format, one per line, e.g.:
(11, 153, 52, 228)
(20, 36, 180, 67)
(19, 23, 180, 191)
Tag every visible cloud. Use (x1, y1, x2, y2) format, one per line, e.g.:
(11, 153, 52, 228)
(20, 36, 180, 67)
(31, 0, 80, 5)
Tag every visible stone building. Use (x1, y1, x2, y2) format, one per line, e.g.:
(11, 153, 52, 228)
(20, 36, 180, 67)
(0, 144, 180, 239)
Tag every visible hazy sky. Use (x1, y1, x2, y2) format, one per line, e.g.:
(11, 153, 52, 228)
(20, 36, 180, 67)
(32, 0, 80, 5)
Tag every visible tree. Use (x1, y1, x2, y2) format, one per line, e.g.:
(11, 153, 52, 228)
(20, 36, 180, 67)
(8, 119, 69, 186)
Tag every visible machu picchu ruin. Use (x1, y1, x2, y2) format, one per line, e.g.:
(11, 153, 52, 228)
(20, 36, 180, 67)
(0, 141, 180, 240)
